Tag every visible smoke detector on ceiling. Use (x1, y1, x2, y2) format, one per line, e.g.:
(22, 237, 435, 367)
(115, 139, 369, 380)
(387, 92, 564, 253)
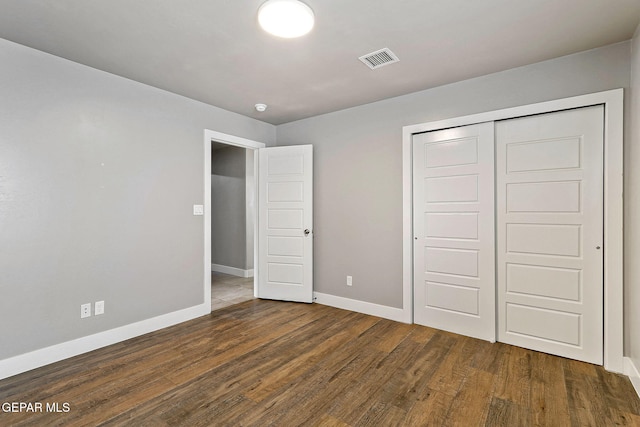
(358, 48, 399, 70)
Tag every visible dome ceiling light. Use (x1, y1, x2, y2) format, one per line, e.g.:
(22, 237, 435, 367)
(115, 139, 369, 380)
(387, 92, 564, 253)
(258, 0, 315, 38)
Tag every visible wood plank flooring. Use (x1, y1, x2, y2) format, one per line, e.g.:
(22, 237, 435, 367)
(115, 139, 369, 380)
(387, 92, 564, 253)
(1, 299, 639, 426)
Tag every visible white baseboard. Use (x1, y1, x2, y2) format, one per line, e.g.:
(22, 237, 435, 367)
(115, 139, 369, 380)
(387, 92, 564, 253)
(625, 357, 640, 399)
(211, 263, 253, 278)
(313, 292, 411, 324)
(0, 303, 210, 381)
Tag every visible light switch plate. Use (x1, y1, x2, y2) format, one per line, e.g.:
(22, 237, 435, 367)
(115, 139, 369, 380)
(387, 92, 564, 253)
(193, 204, 204, 216)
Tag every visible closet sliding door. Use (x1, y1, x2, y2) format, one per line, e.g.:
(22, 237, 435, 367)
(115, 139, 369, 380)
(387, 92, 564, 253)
(412, 123, 495, 342)
(495, 106, 604, 364)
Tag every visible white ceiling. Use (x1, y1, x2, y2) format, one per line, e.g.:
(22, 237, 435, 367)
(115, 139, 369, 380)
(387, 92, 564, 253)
(1, 0, 639, 125)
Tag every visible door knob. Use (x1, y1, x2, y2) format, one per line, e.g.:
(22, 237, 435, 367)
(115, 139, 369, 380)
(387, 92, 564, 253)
(304, 229, 311, 236)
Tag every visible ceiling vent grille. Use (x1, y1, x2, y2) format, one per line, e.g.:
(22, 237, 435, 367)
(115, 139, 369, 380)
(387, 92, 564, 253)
(358, 48, 399, 70)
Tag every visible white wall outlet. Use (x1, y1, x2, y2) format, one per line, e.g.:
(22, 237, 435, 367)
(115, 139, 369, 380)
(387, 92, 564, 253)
(80, 303, 91, 318)
(193, 204, 204, 216)
(95, 300, 105, 315)
(347, 275, 353, 286)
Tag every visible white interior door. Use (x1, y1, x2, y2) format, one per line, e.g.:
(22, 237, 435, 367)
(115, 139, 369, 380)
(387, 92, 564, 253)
(413, 123, 495, 342)
(257, 145, 313, 303)
(496, 106, 604, 364)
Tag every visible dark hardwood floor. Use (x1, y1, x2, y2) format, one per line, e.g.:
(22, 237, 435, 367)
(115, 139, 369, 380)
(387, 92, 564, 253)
(1, 299, 639, 426)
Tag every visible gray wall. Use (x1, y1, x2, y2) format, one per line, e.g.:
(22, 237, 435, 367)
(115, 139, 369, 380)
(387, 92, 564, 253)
(628, 24, 640, 367)
(246, 150, 255, 270)
(211, 144, 249, 270)
(276, 42, 631, 309)
(0, 38, 275, 360)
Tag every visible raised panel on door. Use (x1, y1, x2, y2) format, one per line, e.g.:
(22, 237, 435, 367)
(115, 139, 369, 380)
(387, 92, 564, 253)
(258, 145, 313, 303)
(496, 106, 603, 364)
(413, 123, 495, 342)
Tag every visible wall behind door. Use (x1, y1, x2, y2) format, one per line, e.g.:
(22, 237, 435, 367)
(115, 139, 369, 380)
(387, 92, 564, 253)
(211, 144, 253, 272)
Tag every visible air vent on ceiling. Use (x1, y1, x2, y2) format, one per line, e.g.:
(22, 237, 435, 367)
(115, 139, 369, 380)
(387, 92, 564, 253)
(358, 48, 399, 70)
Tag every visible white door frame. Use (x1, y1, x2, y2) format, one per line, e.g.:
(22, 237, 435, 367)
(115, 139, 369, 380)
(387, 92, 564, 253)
(204, 129, 266, 312)
(402, 88, 624, 372)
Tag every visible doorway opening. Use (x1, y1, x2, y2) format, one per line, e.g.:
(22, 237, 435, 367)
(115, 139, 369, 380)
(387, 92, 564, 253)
(210, 142, 256, 310)
(204, 130, 266, 313)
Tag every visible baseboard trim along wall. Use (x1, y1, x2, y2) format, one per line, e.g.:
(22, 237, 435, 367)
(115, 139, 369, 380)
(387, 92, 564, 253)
(625, 357, 640, 399)
(313, 292, 409, 324)
(211, 263, 253, 278)
(0, 303, 210, 381)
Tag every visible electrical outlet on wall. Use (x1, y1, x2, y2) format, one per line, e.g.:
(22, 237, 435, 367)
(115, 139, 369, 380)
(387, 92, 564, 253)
(95, 301, 105, 315)
(347, 276, 353, 286)
(80, 303, 91, 318)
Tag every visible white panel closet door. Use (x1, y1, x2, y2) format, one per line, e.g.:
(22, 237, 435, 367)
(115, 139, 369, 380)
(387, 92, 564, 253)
(496, 106, 603, 364)
(413, 123, 495, 342)
(257, 145, 313, 303)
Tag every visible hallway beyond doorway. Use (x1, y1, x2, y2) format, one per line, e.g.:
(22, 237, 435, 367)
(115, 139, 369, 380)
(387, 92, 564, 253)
(211, 271, 254, 310)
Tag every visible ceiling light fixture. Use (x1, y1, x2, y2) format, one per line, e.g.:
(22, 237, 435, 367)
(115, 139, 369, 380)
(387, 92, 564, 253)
(258, 0, 315, 38)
